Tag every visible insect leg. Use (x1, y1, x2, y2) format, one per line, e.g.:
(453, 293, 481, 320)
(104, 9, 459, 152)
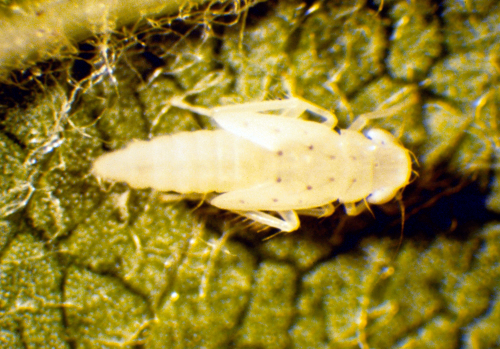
(280, 97, 338, 127)
(212, 97, 338, 127)
(234, 210, 300, 232)
(159, 192, 209, 203)
(170, 98, 304, 119)
(344, 201, 369, 216)
(171, 96, 338, 128)
(213, 99, 299, 114)
(296, 203, 335, 217)
(169, 97, 214, 117)
(348, 91, 418, 131)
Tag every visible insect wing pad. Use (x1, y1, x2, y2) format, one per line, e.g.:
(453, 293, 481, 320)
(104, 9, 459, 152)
(213, 113, 335, 151)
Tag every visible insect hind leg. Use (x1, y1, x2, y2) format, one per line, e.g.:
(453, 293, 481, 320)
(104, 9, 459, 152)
(170, 97, 214, 118)
(233, 210, 300, 232)
(171, 96, 338, 128)
(212, 97, 337, 126)
(278, 97, 338, 127)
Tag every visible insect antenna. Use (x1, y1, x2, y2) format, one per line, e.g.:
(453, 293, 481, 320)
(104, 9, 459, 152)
(391, 191, 406, 261)
(409, 149, 420, 167)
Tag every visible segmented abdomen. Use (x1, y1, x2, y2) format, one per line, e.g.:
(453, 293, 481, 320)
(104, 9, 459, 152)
(92, 130, 271, 193)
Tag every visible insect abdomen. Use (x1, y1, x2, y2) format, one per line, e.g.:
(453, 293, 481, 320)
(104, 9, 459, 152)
(92, 130, 270, 194)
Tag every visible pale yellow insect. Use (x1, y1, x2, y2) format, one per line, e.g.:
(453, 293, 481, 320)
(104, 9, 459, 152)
(92, 96, 412, 232)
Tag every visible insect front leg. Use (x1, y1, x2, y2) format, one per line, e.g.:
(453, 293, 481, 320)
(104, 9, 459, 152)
(234, 210, 300, 232)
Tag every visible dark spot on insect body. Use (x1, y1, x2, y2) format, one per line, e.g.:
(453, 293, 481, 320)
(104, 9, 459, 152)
(330, 155, 336, 160)
(350, 156, 357, 161)
(273, 198, 278, 202)
(240, 200, 245, 204)
(329, 177, 335, 182)
(306, 185, 312, 190)
(308, 145, 314, 150)
(274, 128, 280, 133)
(276, 177, 282, 183)
(352, 179, 357, 183)
(277, 150, 283, 156)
